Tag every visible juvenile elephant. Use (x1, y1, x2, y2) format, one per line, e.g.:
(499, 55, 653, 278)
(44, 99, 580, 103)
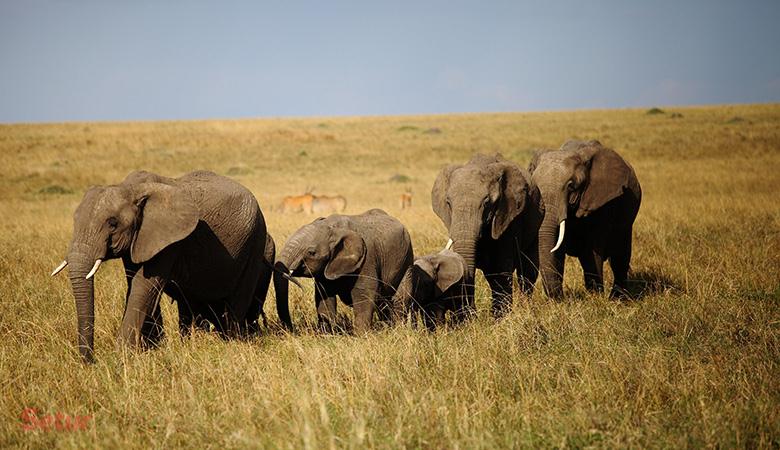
(274, 209, 414, 333)
(432, 154, 541, 319)
(51, 170, 292, 363)
(391, 249, 467, 331)
(529, 140, 642, 298)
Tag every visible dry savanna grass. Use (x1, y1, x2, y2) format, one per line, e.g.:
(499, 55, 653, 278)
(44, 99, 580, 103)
(1, 104, 779, 448)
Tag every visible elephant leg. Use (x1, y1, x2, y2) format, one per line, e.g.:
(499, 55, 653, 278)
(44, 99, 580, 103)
(177, 300, 195, 337)
(352, 289, 377, 335)
(119, 265, 167, 351)
(485, 271, 513, 319)
(516, 256, 538, 296)
(375, 298, 394, 324)
(422, 306, 437, 331)
(224, 256, 266, 336)
(608, 227, 633, 298)
(142, 300, 164, 348)
(315, 283, 338, 333)
(452, 279, 476, 324)
(515, 238, 538, 296)
(578, 251, 604, 293)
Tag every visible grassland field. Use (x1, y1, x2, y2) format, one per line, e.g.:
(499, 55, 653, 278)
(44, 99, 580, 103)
(0, 104, 779, 448)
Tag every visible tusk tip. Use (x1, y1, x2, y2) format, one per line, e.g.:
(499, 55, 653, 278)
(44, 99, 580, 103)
(51, 260, 68, 277)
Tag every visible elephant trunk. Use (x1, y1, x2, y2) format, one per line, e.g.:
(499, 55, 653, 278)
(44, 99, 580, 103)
(448, 208, 481, 317)
(272, 231, 311, 330)
(538, 206, 566, 299)
(66, 247, 100, 364)
(272, 268, 293, 330)
(449, 208, 480, 280)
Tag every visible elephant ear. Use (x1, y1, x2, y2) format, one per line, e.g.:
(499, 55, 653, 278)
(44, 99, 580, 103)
(490, 162, 529, 239)
(431, 164, 458, 229)
(432, 250, 464, 294)
(131, 182, 200, 264)
(324, 228, 366, 280)
(576, 143, 631, 218)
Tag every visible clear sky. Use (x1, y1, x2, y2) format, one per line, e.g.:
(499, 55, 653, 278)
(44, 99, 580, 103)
(1, 1, 778, 123)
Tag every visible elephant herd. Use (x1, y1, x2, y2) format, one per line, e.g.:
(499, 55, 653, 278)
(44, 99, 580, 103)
(51, 139, 641, 363)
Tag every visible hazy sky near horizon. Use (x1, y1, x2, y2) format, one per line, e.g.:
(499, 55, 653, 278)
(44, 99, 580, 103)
(1, 1, 779, 123)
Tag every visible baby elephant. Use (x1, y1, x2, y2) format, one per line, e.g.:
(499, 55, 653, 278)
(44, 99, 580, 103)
(391, 249, 467, 331)
(274, 209, 414, 333)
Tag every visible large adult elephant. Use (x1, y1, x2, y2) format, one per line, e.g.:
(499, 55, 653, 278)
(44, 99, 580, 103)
(529, 140, 642, 298)
(432, 153, 541, 319)
(51, 170, 292, 363)
(273, 209, 414, 334)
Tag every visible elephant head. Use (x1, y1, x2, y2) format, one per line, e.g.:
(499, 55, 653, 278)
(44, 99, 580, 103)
(391, 249, 465, 326)
(51, 172, 199, 363)
(273, 218, 367, 314)
(529, 140, 634, 297)
(432, 154, 530, 282)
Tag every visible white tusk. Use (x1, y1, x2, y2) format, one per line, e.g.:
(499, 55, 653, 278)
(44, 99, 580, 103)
(550, 220, 566, 253)
(445, 239, 453, 250)
(51, 260, 68, 276)
(85, 259, 102, 280)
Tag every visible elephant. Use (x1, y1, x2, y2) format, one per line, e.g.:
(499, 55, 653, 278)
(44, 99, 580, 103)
(51, 170, 292, 363)
(528, 139, 642, 298)
(273, 209, 414, 334)
(432, 153, 542, 319)
(390, 249, 467, 331)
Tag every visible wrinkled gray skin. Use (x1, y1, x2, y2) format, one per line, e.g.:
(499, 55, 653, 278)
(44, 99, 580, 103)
(391, 249, 467, 331)
(56, 170, 291, 363)
(432, 154, 541, 319)
(274, 209, 413, 334)
(529, 140, 642, 298)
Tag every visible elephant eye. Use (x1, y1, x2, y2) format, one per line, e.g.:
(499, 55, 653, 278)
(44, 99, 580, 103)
(567, 180, 576, 192)
(445, 198, 452, 209)
(107, 217, 118, 229)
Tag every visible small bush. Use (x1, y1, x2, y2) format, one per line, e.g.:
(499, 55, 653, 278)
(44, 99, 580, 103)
(397, 125, 419, 132)
(726, 116, 747, 124)
(670, 113, 684, 119)
(646, 107, 665, 115)
(37, 185, 73, 195)
(389, 174, 411, 183)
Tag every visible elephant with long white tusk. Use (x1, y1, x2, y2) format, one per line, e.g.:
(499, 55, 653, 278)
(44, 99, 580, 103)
(52, 170, 291, 363)
(529, 140, 642, 299)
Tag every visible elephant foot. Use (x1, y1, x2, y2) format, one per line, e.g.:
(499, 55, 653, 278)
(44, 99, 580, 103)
(609, 284, 631, 300)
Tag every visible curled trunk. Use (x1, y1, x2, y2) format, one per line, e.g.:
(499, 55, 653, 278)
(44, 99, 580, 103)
(272, 232, 309, 330)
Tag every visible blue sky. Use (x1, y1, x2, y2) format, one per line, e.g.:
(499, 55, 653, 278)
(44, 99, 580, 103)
(1, 1, 778, 123)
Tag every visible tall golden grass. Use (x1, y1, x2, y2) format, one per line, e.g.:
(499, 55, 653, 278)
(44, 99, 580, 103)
(1, 104, 778, 447)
